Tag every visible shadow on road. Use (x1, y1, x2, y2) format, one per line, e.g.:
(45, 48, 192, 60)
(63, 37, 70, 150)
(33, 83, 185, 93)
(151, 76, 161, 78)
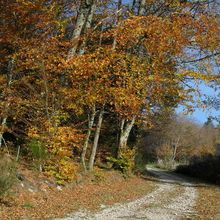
(141, 167, 217, 188)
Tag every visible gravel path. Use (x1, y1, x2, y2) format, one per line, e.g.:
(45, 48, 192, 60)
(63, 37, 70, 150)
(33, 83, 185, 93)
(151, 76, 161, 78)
(56, 167, 198, 220)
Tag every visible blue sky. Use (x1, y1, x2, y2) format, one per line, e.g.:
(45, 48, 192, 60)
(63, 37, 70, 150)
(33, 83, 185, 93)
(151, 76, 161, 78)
(177, 105, 218, 125)
(177, 83, 219, 125)
(189, 108, 218, 125)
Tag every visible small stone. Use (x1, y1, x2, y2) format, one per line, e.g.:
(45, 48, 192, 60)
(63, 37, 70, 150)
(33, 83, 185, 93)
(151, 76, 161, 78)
(100, 204, 106, 209)
(28, 188, 34, 193)
(57, 186, 62, 191)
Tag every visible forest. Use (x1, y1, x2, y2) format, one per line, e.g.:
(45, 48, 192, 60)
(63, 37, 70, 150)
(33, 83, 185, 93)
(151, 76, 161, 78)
(0, 0, 220, 219)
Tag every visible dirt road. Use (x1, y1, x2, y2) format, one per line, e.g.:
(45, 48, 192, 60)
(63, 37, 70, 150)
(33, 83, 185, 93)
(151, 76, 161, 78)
(57, 166, 198, 220)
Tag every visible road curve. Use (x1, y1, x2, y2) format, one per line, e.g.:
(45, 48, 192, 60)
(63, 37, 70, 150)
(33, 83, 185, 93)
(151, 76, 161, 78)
(56, 166, 198, 220)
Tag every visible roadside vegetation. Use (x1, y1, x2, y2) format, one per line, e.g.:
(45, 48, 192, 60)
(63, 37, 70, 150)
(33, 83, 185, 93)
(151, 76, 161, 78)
(0, 154, 17, 197)
(0, 169, 155, 220)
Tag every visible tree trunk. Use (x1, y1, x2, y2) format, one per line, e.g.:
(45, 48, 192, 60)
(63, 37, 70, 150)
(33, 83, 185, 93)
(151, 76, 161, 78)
(118, 116, 136, 157)
(68, 1, 96, 171)
(0, 59, 14, 147)
(79, 2, 96, 54)
(68, 0, 96, 58)
(131, 0, 136, 12)
(115, 0, 145, 154)
(81, 105, 96, 171)
(88, 106, 104, 171)
(138, 0, 146, 16)
(112, 0, 122, 50)
(41, 63, 51, 123)
(172, 137, 180, 161)
(0, 117, 7, 148)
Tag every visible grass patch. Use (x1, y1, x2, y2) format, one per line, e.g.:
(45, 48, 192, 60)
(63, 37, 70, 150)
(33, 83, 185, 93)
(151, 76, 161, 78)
(22, 202, 34, 209)
(0, 155, 17, 198)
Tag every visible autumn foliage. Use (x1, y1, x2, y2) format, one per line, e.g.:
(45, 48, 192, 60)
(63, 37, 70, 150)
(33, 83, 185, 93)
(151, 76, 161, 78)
(0, 0, 219, 181)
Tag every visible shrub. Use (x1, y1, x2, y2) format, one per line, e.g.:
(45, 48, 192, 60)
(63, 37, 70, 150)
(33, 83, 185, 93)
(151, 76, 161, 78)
(27, 138, 47, 171)
(134, 152, 146, 173)
(156, 159, 176, 170)
(155, 144, 178, 170)
(156, 144, 173, 160)
(107, 148, 136, 175)
(0, 155, 17, 197)
(45, 157, 77, 185)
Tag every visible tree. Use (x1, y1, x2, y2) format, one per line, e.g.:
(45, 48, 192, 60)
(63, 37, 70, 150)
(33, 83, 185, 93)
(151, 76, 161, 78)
(141, 114, 216, 165)
(0, 0, 219, 175)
